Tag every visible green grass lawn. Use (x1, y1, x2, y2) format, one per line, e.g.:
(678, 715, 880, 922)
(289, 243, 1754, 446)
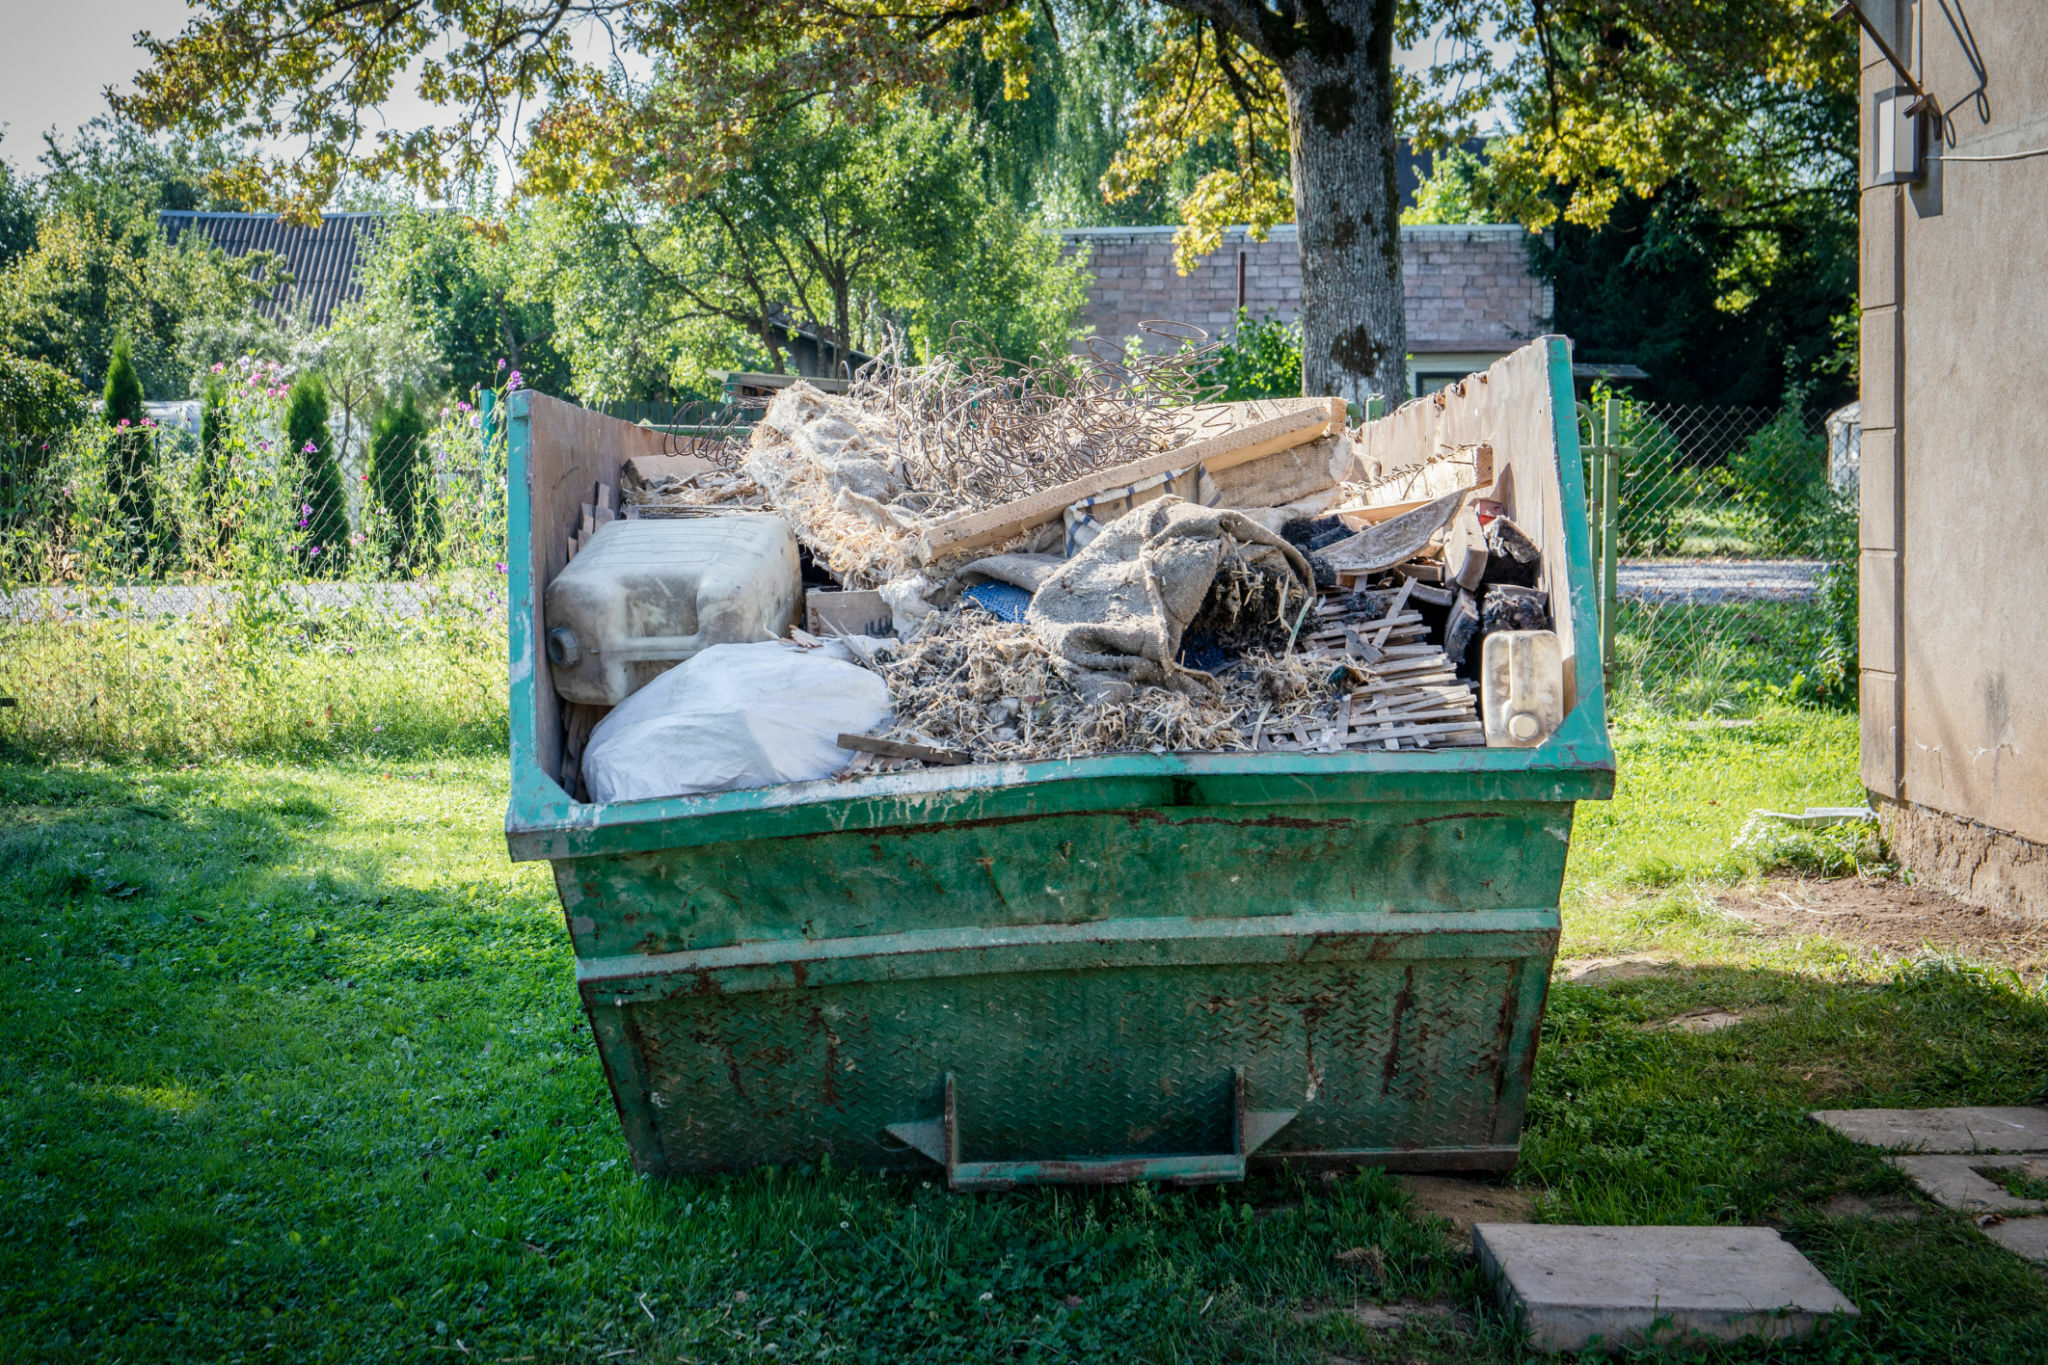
(4, 707, 2047, 1363)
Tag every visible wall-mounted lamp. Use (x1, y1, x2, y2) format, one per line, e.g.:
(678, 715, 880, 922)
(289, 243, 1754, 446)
(1873, 88, 1927, 184)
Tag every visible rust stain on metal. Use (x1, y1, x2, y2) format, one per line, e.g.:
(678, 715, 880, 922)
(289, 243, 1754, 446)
(1489, 966, 1520, 1108)
(808, 1004, 844, 1110)
(1402, 812, 1507, 828)
(973, 856, 1010, 908)
(1119, 810, 1358, 832)
(1380, 966, 1416, 1095)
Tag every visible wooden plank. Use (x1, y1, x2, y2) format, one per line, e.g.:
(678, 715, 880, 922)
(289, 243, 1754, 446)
(1346, 719, 1485, 744)
(1371, 579, 1416, 650)
(1346, 677, 1459, 702)
(622, 452, 718, 487)
(916, 397, 1345, 563)
(837, 733, 973, 766)
(1329, 495, 1440, 529)
(1351, 712, 1482, 732)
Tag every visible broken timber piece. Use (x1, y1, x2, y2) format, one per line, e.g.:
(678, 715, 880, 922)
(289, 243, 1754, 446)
(1371, 578, 1416, 649)
(622, 452, 717, 489)
(1444, 590, 1480, 667)
(1482, 515, 1542, 589)
(1444, 508, 1488, 591)
(1402, 581, 1457, 608)
(1317, 487, 1468, 577)
(838, 734, 972, 766)
(916, 397, 1346, 563)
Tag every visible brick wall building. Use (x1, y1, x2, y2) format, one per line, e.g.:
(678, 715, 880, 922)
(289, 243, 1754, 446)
(1061, 223, 1552, 395)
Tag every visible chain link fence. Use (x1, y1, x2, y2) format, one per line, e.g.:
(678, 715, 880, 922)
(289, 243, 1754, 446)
(1579, 393, 1859, 715)
(0, 376, 1862, 762)
(0, 369, 510, 760)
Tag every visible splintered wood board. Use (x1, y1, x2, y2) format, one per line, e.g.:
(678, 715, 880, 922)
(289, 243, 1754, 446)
(916, 397, 1345, 562)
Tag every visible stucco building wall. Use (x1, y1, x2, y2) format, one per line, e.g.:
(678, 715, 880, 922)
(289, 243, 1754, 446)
(1860, 0, 2048, 916)
(1061, 224, 1552, 394)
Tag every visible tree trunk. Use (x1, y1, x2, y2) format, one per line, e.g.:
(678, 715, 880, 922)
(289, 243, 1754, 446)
(1175, 0, 1408, 406)
(1275, 0, 1407, 407)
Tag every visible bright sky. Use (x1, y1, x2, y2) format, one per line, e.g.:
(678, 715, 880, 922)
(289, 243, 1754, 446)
(2, 3, 1505, 175)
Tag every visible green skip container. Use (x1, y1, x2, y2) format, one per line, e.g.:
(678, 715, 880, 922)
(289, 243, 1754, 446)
(504, 337, 1613, 1188)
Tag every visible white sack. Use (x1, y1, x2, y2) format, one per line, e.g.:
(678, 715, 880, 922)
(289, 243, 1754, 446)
(582, 640, 892, 803)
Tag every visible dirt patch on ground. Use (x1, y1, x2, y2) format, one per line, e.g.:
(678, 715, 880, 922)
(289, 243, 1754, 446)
(1717, 875, 2048, 977)
(1823, 1191, 1925, 1221)
(1397, 1174, 1537, 1248)
(1643, 1006, 1759, 1033)
(1558, 955, 1677, 986)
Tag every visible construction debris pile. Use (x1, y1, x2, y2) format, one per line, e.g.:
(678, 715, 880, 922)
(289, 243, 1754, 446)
(549, 330, 1567, 796)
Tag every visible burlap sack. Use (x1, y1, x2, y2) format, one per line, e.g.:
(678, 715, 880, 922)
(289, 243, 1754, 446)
(1026, 496, 1313, 703)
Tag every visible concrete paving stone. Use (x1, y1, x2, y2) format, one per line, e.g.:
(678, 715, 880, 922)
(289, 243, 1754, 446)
(1811, 1106, 2048, 1152)
(1890, 1155, 2048, 1214)
(1474, 1224, 1858, 1355)
(1982, 1217, 2048, 1262)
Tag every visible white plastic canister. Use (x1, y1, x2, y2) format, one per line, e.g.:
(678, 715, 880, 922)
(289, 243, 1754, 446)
(542, 516, 803, 706)
(1480, 629, 1564, 748)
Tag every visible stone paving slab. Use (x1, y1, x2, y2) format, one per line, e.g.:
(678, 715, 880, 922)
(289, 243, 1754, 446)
(1473, 1224, 1857, 1354)
(1983, 1218, 2048, 1262)
(1810, 1106, 2048, 1153)
(1890, 1155, 2048, 1214)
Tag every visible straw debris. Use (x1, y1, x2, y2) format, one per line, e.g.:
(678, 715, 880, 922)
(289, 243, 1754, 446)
(852, 607, 1340, 764)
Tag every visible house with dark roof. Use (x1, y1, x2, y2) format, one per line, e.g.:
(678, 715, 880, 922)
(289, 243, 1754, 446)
(158, 211, 381, 327)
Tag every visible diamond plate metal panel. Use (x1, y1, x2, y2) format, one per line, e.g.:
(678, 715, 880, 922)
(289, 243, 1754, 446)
(591, 952, 1540, 1176)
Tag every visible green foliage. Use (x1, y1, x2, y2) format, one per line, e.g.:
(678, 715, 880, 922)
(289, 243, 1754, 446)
(538, 100, 1088, 399)
(0, 346, 86, 450)
(0, 144, 36, 269)
(349, 204, 561, 399)
(0, 347, 84, 528)
(0, 205, 280, 398)
(1815, 481, 1859, 696)
(955, 6, 1176, 228)
(1206, 310, 1301, 402)
(101, 336, 146, 425)
(101, 336, 165, 567)
(196, 376, 228, 539)
(284, 374, 348, 575)
(369, 390, 437, 570)
(1581, 390, 1686, 556)
(1716, 403, 1834, 556)
(1534, 183, 1857, 409)
(0, 121, 281, 398)
(1, 356, 510, 757)
(1400, 145, 1489, 226)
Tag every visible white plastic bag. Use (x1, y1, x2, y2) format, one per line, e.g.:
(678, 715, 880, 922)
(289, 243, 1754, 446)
(581, 640, 892, 803)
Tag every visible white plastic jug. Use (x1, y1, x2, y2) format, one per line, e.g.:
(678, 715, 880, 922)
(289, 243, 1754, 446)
(543, 516, 803, 706)
(1481, 629, 1564, 748)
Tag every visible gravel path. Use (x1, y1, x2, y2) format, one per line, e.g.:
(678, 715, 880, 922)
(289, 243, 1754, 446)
(1617, 559, 1823, 605)
(5, 558, 1824, 622)
(0, 581, 465, 624)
